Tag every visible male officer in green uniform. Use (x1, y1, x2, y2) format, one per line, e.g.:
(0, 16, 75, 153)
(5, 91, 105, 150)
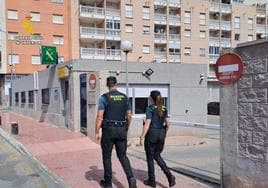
(95, 76, 137, 188)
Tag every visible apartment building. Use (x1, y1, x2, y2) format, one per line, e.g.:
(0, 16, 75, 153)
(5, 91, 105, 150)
(1, 0, 71, 105)
(71, 0, 267, 103)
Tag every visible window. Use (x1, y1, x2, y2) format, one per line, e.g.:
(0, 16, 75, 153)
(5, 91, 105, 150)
(42, 88, 50, 105)
(209, 46, 220, 55)
(184, 11, 191, 24)
(106, 20, 120, 30)
(143, 6, 150, 20)
(143, 45, 150, 53)
(30, 12, 40, 22)
(53, 35, 64, 45)
(235, 33, 240, 41)
(184, 29, 191, 37)
(21, 92, 26, 104)
(143, 26, 150, 34)
(234, 17, 240, 29)
(15, 92, 19, 106)
(32, 55, 41, 64)
(8, 54, 19, 64)
(248, 35, 253, 41)
(8, 10, 18, 20)
(199, 13, 206, 25)
(135, 98, 148, 114)
(200, 48, 206, 57)
(125, 24, 133, 33)
(248, 18, 253, 30)
(52, 14, 63, 24)
(8, 32, 18, 40)
(125, 4, 133, 18)
(200, 30, 206, 38)
(184, 47, 191, 56)
(28, 91, 34, 104)
(52, 0, 63, 3)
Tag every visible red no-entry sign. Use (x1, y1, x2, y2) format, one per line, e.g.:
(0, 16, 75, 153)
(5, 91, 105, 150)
(215, 53, 244, 85)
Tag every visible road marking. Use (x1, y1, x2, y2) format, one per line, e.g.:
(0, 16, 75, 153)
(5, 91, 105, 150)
(18, 162, 34, 175)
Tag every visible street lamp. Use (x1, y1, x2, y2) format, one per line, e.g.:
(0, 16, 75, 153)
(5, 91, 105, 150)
(121, 40, 132, 98)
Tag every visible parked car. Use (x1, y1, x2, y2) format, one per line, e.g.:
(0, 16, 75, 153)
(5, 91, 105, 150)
(207, 102, 220, 115)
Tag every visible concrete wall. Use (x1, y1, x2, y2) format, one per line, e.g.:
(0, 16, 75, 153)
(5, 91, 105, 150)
(221, 40, 268, 187)
(12, 60, 208, 138)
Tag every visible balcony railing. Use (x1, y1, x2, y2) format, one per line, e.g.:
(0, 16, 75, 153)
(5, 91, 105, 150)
(154, 0, 167, 6)
(169, 52, 181, 63)
(80, 27, 105, 40)
(80, 5, 105, 19)
(106, 49, 121, 60)
(169, 34, 180, 40)
(106, 29, 121, 40)
(209, 19, 220, 29)
(209, 37, 231, 48)
(81, 48, 105, 60)
(154, 14, 167, 25)
(106, 8, 120, 19)
(167, 0, 180, 7)
(256, 24, 268, 33)
(168, 15, 180, 26)
(256, 8, 266, 18)
(209, 54, 219, 64)
(221, 20, 231, 31)
(155, 33, 167, 43)
(81, 48, 121, 60)
(168, 34, 180, 47)
(155, 52, 167, 63)
(209, 3, 231, 14)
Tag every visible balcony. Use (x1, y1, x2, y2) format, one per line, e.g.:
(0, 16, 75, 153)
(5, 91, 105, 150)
(209, 3, 231, 14)
(167, 0, 180, 7)
(154, 14, 167, 25)
(80, 27, 105, 40)
(256, 8, 266, 18)
(106, 29, 121, 41)
(155, 33, 167, 44)
(168, 15, 180, 26)
(207, 71, 218, 82)
(81, 48, 105, 60)
(155, 52, 167, 63)
(80, 5, 105, 20)
(209, 19, 220, 30)
(169, 52, 181, 63)
(256, 24, 268, 34)
(221, 20, 231, 31)
(168, 34, 180, 46)
(154, 0, 167, 6)
(209, 37, 231, 48)
(106, 49, 121, 61)
(106, 8, 120, 20)
(209, 54, 219, 64)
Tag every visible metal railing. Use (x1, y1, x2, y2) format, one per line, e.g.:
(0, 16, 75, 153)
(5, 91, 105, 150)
(209, 37, 231, 47)
(155, 33, 167, 40)
(81, 48, 105, 59)
(154, 0, 167, 6)
(167, 0, 180, 7)
(154, 14, 167, 24)
(210, 3, 231, 14)
(80, 27, 105, 38)
(106, 8, 120, 17)
(80, 5, 105, 18)
(256, 24, 267, 33)
(169, 34, 180, 40)
(106, 49, 121, 56)
(106, 29, 120, 37)
(169, 15, 180, 25)
(209, 54, 219, 64)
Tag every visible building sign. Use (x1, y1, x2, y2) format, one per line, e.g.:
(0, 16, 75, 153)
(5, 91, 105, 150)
(15, 16, 43, 45)
(41, 46, 58, 65)
(215, 53, 244, 85)
(57, 66, 69, 79)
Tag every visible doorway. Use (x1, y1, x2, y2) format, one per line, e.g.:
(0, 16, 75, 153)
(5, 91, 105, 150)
(80, 73, 87, 135)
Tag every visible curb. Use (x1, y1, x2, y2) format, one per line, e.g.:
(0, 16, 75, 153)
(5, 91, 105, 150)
(0, 127, 70, 188)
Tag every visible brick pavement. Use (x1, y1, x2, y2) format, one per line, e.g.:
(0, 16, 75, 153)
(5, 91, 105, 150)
(0, 111, 213, 188)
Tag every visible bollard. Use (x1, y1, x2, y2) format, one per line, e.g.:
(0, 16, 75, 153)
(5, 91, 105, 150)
(11, 122, 19, 135)
(0, 116, 1, 126)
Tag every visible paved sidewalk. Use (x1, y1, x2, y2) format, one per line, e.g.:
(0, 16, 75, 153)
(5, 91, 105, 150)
(0, 111, 214, 188)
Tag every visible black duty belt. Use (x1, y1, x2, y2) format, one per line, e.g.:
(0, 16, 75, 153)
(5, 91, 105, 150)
(103, 120, 127, 127)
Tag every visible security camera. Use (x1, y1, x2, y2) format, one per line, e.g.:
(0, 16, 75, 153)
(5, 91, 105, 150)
(116, 71, 120, 76)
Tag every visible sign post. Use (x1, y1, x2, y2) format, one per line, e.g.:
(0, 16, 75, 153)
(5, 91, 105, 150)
(215, 53, 244, 85)
(41, 46, 58, 65)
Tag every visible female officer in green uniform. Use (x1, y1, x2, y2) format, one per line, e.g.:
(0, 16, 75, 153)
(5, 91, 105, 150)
(140, 90, 176, 187)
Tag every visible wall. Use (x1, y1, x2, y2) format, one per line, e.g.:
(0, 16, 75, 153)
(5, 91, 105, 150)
(221, 40, 268, 187)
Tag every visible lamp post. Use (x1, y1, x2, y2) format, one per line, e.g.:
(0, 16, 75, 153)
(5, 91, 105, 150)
(121, 40, 132, 98)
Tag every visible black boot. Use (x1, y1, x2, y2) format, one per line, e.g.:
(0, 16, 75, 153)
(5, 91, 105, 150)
(143, 179, 156, 187)
(100, 179, 112, 188)
(128, 177, 137, 188)
(168, 175, 176, 187)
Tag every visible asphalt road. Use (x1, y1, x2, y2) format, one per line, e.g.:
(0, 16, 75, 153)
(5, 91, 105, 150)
(0, 136, 65, 188)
